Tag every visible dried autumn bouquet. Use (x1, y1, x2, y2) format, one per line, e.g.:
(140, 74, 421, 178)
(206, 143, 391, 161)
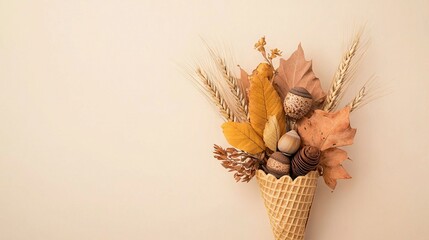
(188, 33, 375, 240)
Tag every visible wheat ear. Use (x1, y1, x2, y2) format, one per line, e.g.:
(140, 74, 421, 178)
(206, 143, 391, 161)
(323, 33, 361, 111)
(195, 68, 236, 121)
(348, 86, 366, 112)
(217, 58, 248, 118)
(347, 76, 383, 112)
(204, 43, 248, 122)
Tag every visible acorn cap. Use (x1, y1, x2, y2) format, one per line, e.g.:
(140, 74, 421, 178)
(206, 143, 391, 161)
(289, 87, 312, 99)
(269, 152, 291, 164)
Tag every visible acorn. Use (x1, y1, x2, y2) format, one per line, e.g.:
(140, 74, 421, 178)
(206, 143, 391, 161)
(277, 130, 301, 156)
(266, 152, 291, 178)
(284, 87, 313, 120)
(291, 146, 321, 178)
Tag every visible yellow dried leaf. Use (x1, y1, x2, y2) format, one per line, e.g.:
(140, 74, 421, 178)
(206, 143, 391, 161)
(253, 63, 274, 80)
(248, 74, 286, 137)
(222, 122, 266, 154)
(263, 116, 280, 151)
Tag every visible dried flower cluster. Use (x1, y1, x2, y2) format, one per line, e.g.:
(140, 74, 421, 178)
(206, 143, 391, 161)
(254, 36, 282, 68)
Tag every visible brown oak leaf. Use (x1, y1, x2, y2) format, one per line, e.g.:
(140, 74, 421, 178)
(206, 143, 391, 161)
(297, 107, 356, 190)
(273, 44, 326, 105)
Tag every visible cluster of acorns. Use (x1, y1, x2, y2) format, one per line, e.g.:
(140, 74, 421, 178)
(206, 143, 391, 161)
(264, 86, 322, 179)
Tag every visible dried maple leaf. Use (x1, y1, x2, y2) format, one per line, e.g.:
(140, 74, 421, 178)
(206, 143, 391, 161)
(320, 148, 351, 190)
(297, 107, 356, 190)
(273, 44, 326, 105)
(297, 107, 356, 151)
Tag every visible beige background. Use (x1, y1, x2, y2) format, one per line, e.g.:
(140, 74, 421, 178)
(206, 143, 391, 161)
(0, 1, 428, 239)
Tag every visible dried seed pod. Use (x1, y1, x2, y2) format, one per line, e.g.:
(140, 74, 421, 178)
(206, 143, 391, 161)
(277, 130, 301, 156)
(266, 152, 291, 178)
(291, 146, 321, 178)
(284, 87, 313, 120)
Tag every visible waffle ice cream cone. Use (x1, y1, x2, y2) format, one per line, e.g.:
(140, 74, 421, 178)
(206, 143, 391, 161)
(256, 170, 318, 240)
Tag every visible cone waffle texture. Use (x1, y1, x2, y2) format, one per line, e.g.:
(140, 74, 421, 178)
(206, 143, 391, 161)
(256, 170, 318, 240)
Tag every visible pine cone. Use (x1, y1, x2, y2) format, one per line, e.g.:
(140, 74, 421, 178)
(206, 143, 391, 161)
(291, 146, 321, 178)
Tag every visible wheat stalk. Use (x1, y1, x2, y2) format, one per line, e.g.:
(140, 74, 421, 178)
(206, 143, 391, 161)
(195, 68, 237, 121)
(323, 33, 361, 111)
(204, 43, 248, 122)
(348, 86, 366, 112)
(185, 40, 249, 122)
(347, 76, 383, 112)
(217, 58, 248, 118)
